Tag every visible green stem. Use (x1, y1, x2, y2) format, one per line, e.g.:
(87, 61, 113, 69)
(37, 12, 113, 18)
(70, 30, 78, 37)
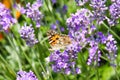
(31, 49, 47, 77)
(44, 0, 61, 32)
(62, 73, 68, 80)
(0, 55, 16, 78)
(35, 44, 54, 80)
(113, 67, 119, 80)
(22, 52, 41, 80)
(102, 23, 120, 40)
(7, 35, 22, 70)
(96, 67, 99, 80)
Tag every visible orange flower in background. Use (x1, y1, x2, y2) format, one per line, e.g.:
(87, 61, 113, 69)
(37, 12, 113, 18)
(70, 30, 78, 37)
(14, 0, 21, 19)
(0, 33, 4, 41)
(2, 0, 11, 9)
(1, 0, 21, 19)
(15, 10, 21, 19)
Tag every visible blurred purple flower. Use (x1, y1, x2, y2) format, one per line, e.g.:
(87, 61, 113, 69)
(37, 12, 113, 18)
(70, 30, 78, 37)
(49, 42, 81, 74)
(90, 0, 108, 24)
(108, 0, 120, 26)
(50, 21, 60, 30)
(60, 27, 65, 32)
(19, 23, 38, 46)
(50, 24, 57, 30)
(21, 0, 43, 28)
(0, 3, 16, 31)
(76, 68, 81, 74)
(16, 70, 38, 80)
(75, 0, 89, 6)
(62, 5, 68, 14)
(51, 0, 57, 4)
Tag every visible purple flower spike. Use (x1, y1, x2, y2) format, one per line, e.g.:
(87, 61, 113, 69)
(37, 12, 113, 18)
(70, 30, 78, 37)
(90, 0, 108, 24)
(16, 70, 38, 80)
(108, 0, 120, 26)
(87, 41, 101, 65)
(105, 34, 117, 65)
(87, 32, 117, 65)
(21, 0, 43, 28)
(19, 23, 38, 46)
(49, 42, 81, 74)
(67, 9, 93, 32)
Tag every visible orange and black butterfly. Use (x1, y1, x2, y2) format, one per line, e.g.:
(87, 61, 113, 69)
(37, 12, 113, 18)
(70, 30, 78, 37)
(47, 30, 72, 50)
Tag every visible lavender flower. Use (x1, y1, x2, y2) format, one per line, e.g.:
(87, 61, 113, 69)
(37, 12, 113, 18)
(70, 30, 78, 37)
(67, 9, 96, 47)
(87, 32, 117, 65)
(19, 24, 38, 46)
(21, 0, 43, 28)
(90, 0, 108, 24)
(108, 0, 120, 26)
(75, 0, 89, 6)
(86, 33, 102, 65)
(67, 9, 93, 31)
(60, 27, 65, 32)
(50, 24, 57, 30)
(105, 34, 117, 54)
(105, 34, 117, 66)
(87, 41, 101, 65)
(0, 3, 16, 31)
(69, 31, 88, 48)
(67, 8, 118, 65)
(62, 5, 68, 14)
(49, 42, 81, 74)
(16, 70, 38, 80)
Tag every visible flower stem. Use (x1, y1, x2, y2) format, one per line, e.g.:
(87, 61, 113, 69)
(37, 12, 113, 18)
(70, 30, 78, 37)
(113, 67, 120, 80)
(102, 23, 120, 40)
(44, 0, 61, 33)
(7, 35, 22, 70)
(22, 52, 42, 80)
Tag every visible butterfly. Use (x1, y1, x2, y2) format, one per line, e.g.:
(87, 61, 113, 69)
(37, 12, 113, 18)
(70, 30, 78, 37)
(47, 30, 72, 50)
